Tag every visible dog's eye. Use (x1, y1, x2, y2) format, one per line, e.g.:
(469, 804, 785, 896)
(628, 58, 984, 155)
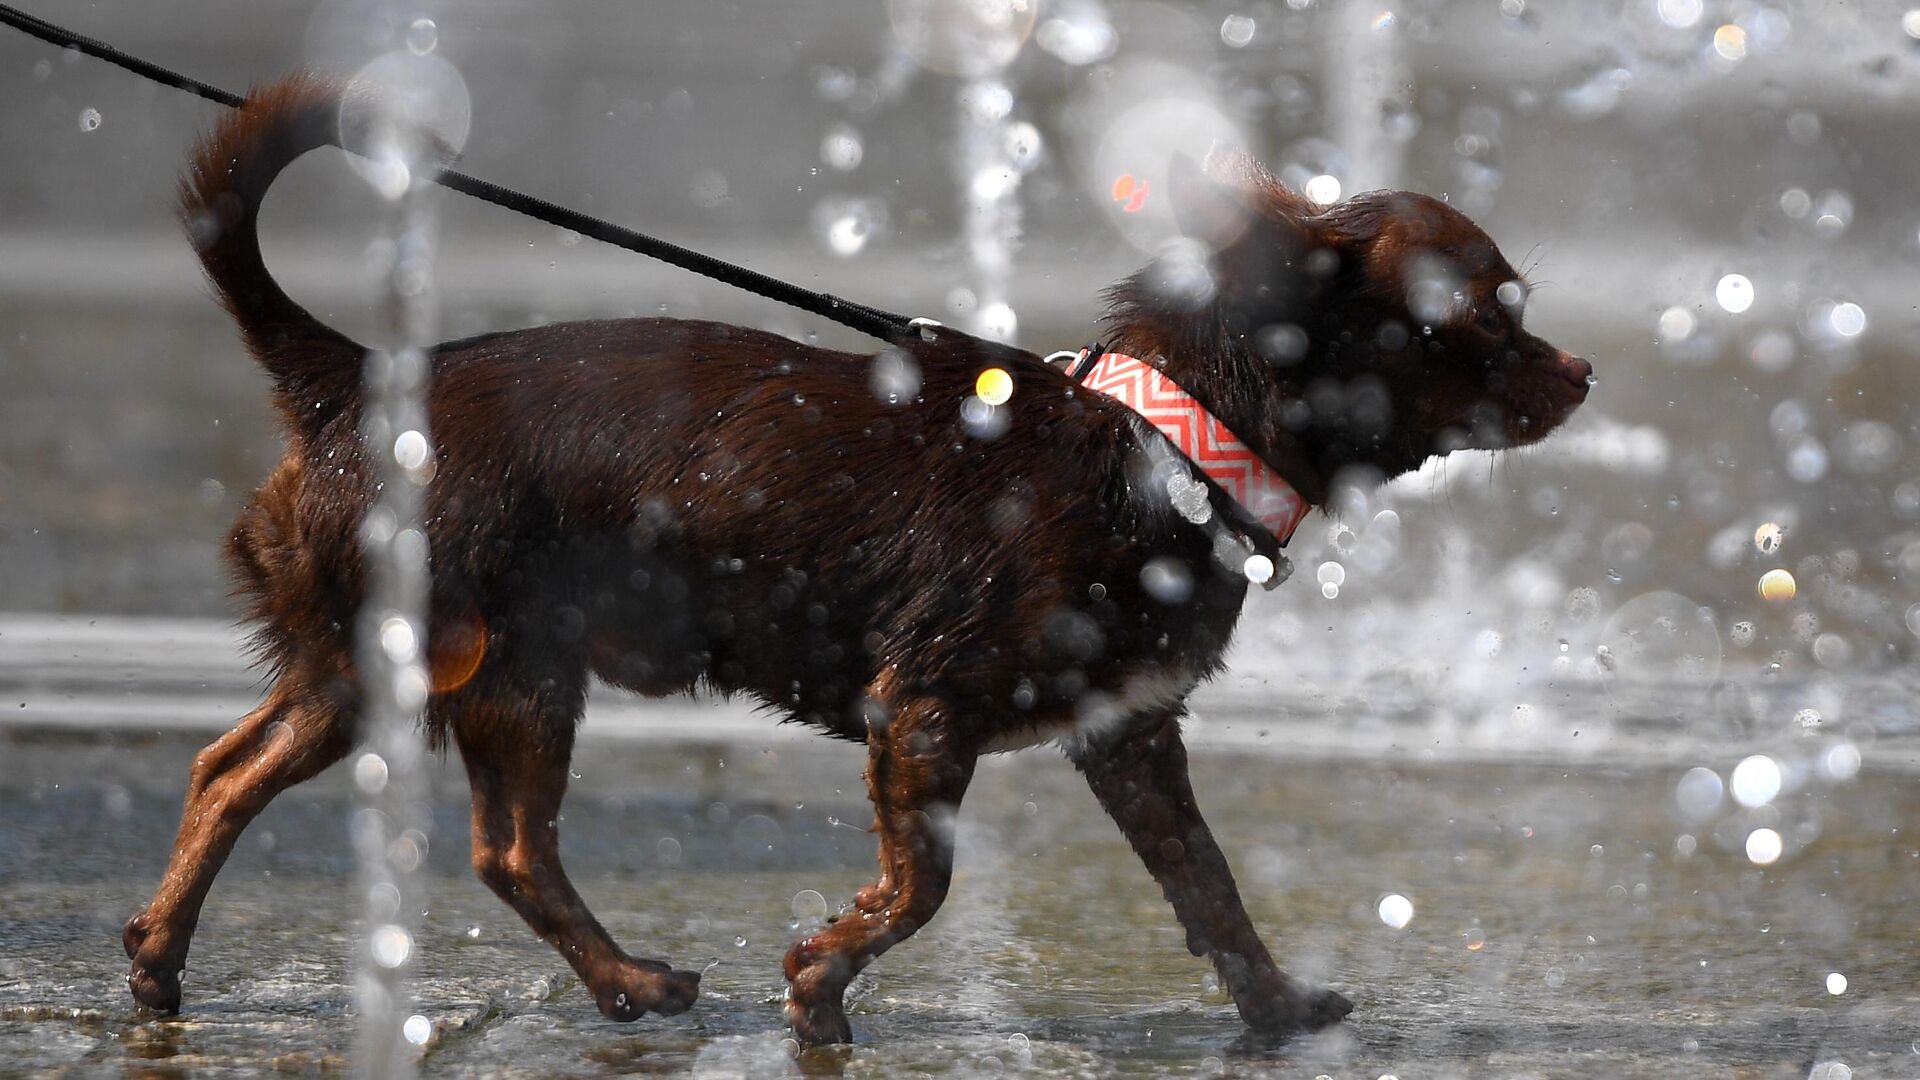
(1474, 307, 1505, 337)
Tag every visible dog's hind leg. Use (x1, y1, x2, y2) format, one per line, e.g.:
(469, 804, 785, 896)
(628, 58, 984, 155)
(783, 694, 978, 1044)
(447, 666, 701, 1022)
(1066, 710, 1353, 1036)
(124, 677, 353, 1012)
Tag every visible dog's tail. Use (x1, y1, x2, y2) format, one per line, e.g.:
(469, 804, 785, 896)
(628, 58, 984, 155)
(180, 73, 372, 433)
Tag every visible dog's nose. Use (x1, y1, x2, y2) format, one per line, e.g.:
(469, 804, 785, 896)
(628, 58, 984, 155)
(1556, 351, 1593, 393)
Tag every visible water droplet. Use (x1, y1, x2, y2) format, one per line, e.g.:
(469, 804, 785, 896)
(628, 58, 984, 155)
(1321, 581, 1340, 600)
(825, 214, 868, 256)
(1219, 14, 1257, 47)
(1715, 273, 1754, 314)
(792, 890, 829, 920)
(402, 1014, 432, 1044)
(1745, 827, 1783, 865)
(1828, 301, 1867, 338)
(1674, 767, 1724, 820)
(1826, 971, 1848, 995)
(1753, 522, 1783, 554)
(734, 935, 748, 948)
(868, 348, 921, 403)
(1003, 121, 1043, 171)
(1316, 561, 1346, 587)
(1730, 756, 1782, 807)
(78, 107, 101, 132)
(1303, 173, 1342, 205)
(1712, 23, 1748, 60)
(1656, 0, 1703, 28)
(1139, 557, 1194, 603)
(1243, 554, 1275, 585)
(405, 17, 438, 55)
(354, 752, 391, 794)
(1758, 568, 1797, 602)
(656, 836, 682, 866)
(820, 123, 863, 171)
(1657, 306, 1697, 342)
(370, 924, 412, 968)
(975, 367, 1013, 406)
(1377, 893, 1413, 928)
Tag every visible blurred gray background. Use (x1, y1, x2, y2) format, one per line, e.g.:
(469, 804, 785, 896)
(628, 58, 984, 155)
(3, 0, 1918, 726)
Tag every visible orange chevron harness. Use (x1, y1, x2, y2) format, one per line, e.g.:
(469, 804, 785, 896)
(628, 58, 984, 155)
(1072, 349, 1310, 545)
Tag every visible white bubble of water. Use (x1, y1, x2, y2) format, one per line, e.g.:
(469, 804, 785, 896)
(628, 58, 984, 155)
(1035, 1, 1116, 64)
(977, 301, 1018, 342)
(402, 1014, 432, 1044)
(1598, 591, 1723, 718)
(1715, 274, 1754, 314)
(826, 215, 869, 256)
(1674, 767, 1724, 820)
(78, 107, 102, 132)
(1745, 827, 1783, 865)
(792, 889, 829, 920)
(1377, 893, 1414, 928)
(1657, 306, 1697, 341)
(1220, 14, 1257, 47)
(405, 17, 438, 56)
(1822, 743, 1861, 781)
(1316, 561, 1346, 587)
(354, 752, 391, 794)
(888, 0, 1038, 78)
(1243, 554, 1275, 585)
(343, 51, 472, 198)
(1142, 557, 1194, 603)
(1657, 0, 1703, 28)
(1304, 173, 1342, 204)
(1828, 302, 1867, 338)
(1826, 971, 1848, 995)
(869, 349, 921, 404)
(821, 124, 864, 171)
(1002, 121, 1044, 171)
(380, 615, 420, 663)
(1730, 755, 1782, 807)
(370, 924, 413, 968)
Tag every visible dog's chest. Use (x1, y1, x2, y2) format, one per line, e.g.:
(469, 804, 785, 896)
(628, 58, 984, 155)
(982, 662, 1202, 753)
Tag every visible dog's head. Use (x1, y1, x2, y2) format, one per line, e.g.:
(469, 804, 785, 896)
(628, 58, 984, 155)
(1105, 149, 1591, 496)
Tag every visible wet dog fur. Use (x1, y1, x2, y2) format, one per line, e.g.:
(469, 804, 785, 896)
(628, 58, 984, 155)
(123, 74, 1590, 1043)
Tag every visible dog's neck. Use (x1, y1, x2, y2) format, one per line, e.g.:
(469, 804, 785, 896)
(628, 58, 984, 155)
(1101, 291, 1330, 508)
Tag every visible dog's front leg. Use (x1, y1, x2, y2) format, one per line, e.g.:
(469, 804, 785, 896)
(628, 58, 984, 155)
(783, 695, 977, 1045)
(1066, 710, 1352, 1035)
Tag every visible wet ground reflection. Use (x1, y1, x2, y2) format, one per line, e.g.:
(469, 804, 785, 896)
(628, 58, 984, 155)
(2, 721, 1914, 1076)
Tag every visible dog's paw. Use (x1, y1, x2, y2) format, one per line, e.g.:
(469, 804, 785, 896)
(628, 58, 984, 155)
(1236, 982, 1353, 1034)
(127, 963, 182, 1014)
(592, 965, 701, 1021)
(784, 996, 854, 1045)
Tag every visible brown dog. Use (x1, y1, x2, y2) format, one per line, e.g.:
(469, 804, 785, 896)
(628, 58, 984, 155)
(123, 74, 1589, 1043)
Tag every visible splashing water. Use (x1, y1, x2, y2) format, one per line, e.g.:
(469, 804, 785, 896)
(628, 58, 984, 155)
(350, 23, 469, 1078)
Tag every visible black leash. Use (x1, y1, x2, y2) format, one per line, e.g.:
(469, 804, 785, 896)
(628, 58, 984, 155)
(0, 2, 919, 346)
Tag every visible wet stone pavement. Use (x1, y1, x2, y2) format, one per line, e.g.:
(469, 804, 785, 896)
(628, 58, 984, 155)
(2, 720, 1917, 1078)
